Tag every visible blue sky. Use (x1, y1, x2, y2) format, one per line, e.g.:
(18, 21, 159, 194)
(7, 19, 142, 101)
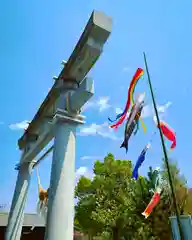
(1, 0, 192, 212)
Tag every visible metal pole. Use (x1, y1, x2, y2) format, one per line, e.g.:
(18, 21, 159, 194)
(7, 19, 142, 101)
(5, 162, 33, 240)
(143, 52, 184, 240)
(44, 121, 76, 240)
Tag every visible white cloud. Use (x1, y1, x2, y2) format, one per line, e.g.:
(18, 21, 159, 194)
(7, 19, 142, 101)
(76, 166, 88, 176)
(113, 101, 172, 120)
(80, 156, 103, 161)
(157, 101, 172, 113)
(97, 97, 111, 112)
(123, 66, 130, 72)
(78, 122, 120, 141)
(82, 96, 111, 113)
(141, 105, 153, 118)
(115, 107, 123, 115)
(141, 101, 172, 118)
(75, 166, 94, 181)
(9, 120, 30, 130)
(79, 123, 101, 135)
(82, 101, 95, 111)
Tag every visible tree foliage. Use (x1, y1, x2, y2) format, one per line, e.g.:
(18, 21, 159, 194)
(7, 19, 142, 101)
(75, 154, 192, 240)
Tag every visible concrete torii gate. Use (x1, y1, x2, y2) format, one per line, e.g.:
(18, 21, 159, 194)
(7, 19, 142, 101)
(5, 10, 112, 240)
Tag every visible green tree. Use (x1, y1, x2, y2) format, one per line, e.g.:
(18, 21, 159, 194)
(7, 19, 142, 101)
(75, 176, 102, 239)
(161, 160, 189, 215)
(185, 189, 192, 214)
(75, 153, 138, 240)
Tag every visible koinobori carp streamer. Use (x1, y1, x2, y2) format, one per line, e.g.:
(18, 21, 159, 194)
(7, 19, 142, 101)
(120, 93, 145, 153)
(132, 143, 151, 180)
(108, 68, 144, 130)
(154, 117, 176, 150)
(142, 188, 161, 219)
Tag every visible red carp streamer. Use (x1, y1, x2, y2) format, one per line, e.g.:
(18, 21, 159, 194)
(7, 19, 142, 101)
(154, 119, 176, 150)
(142, 189, 161, 218)
(109, 68, 144, 130)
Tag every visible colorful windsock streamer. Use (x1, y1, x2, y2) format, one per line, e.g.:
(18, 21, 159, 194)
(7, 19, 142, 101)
(154, 118, 176, 150)
(132, 143, 151, 180)
(108, 68, 144, 130)
(120, 93, 145, 153)
(142, 188, 161, 219)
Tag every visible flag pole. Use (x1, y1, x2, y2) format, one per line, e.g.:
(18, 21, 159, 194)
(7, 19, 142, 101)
(143, 52, 184, 239)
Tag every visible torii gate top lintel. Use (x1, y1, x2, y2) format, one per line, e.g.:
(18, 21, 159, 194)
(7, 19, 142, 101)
(17, 10, 112, 165)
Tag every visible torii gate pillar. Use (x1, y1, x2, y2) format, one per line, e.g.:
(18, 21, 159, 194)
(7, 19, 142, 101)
(45, 119, 77, 239)
(5, 162, 33, 240)
(44, 79, 93, 240)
